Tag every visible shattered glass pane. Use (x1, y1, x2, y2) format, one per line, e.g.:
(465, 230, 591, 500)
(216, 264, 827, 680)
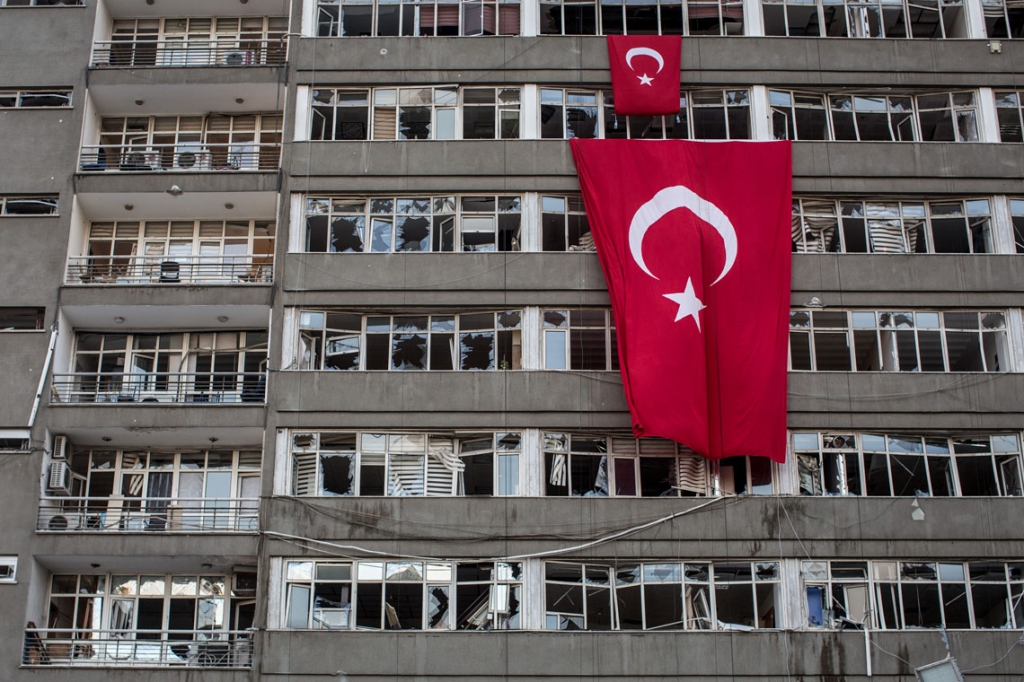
(392, 334, 427, 370)
(427, 585, 450, 629)
(460, 332, 495, 370)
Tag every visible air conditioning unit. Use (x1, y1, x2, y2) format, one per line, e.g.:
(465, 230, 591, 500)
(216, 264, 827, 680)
(52, 435, 69, 461)
(47, 462, 72, 495)
(233, 572, 257, 597)
(223, 51, 247, 66)
(173, 142, 209, 171)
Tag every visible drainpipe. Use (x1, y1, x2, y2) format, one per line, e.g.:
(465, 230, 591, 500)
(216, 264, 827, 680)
(27, 328, 58, 428)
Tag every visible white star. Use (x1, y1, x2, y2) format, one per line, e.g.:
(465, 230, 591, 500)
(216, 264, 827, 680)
(663, 278, 706, 330)
(637, 73, 654, 86)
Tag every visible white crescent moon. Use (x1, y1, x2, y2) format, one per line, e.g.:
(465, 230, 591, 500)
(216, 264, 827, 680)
(625, 47, 665, 74)
(628, 185, 737, 285)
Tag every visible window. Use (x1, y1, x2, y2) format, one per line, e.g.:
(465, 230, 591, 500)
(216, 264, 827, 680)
(49, 449, 262, 531)
(545, 561, 779, 630)
(983, 0, 1024, 38)
(539, 0, 743, 35)
(74, 219, 275, 284)
(0, 557, 16, 583)
(284, 559, 522, 630)
(0, 0, 83, 5)
(541, 88, 751, 140)
(763, 0, 966, 37)
(304, 195, 521, 253)
(87, 114, 283, 171)
(804, 561, 1024, 630)
(996, 90, 1024, 142)
(47, 572, 253, 641)
(794, 432, 1024, 497)
(310, 87, 521, 140)
(100, 17, 288, 67)
(540, 194, 592, 251)
(0, 89, 71, 108)
(788, 310, 1008, 372)
(542, 433, 773, 496)
(791, 198, 993, 254)
(0, 433, 30, 452)
(771, 90, 979, 142)
(316, 0, 521, 36)
(0, 195, 58, 215)
(542, 309, 617, 370)
(298, 310, 522, 371)
(61, 331, 268, 403)
(0, 307, 44, 330)
(291, 431, 520, 497)
(1009, 199, 1024, 253)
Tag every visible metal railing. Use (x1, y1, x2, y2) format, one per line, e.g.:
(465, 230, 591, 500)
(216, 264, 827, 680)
(66, 254, 273, 285)
(79, 142, 281, 172)
(23, 628, 253, 668)
(37, 497, 259, 533)
(91, 39, 286, 68)
(50, 372, 267, 404)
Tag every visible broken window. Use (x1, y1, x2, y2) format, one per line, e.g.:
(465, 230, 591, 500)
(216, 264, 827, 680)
(793, 432, 1023, 497)
(771, 91, 829, 141)
(542, 309, 618, 370)
(298, 310, 522, 371)
(803, 561, 870, 628)
(88, 113, 282, 172)
(0, 307, 44, 331)
(830, 94, 916, 141)
(793, 197, 991, 254)
(545, 561, 776, 631)
(315, 0, 521, 36)
(540, 194, 592, 251)
(0, 557, 15, 583)
(290, 431, 521, 497)
(789, 309, 1008, 373)
(311, 87, 520, 141)
(763, 0, 965, 37)
(539, 0, 742, 34)
(284, 559, 521, 630)
(542, 433, 742, 497)
(983, 0, 1024, 37)
(0, 89, 71, 108)
(1009, 199, 1024, 253)
(303, 195, 521, 253)
(541, 88, 750, 140)
(0, 195, 58, 216)
(58, 448, 261, 532)
(996, 90, 1024, 142)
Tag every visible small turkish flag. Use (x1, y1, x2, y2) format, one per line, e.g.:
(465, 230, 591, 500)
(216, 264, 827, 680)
(571, 139, 792, 462)
(607, 35, 682, 116)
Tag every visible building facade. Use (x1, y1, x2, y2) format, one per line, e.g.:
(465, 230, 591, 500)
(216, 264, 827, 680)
(1, 0, 1023, 679)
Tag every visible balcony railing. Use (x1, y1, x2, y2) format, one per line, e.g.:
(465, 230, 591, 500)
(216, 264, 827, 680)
(37, 497, 259, 533)
(66, 254, 273, 285)
(50, 372, 267, 404)
(79, 142, 281, 173)
(91, 39, 286, 68)
(23, 628, 253, 668)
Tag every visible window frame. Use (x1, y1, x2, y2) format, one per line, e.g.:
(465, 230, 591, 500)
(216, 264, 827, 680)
(0, 89, 72, 108)
(0, 557, 16, 584)
(315, 0, 523, 37)
(538, 0, 745, 36)
(762, 0, 967, 38)
(0, 195, 59, 216)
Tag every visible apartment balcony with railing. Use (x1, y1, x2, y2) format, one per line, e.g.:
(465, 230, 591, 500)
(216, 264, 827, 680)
(38, 447, 261, 532)
(80, 113, 283, 173)
(51, 330, 268, 405)
(23, 628, 253, 668)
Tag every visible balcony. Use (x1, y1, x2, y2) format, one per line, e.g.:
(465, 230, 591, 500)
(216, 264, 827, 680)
(50, 371, 266, 404)
(23, 628, 252, 668)
(37, 496, 258, 533)
(79, 142, 281, 173)
(92, 39, 286, 69)
(66, 254, 272, 285)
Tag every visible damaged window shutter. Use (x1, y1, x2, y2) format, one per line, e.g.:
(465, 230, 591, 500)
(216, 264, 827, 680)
(675, 452, 708, 495)
(427, 439, 463, 496)
(293, 452, 317, 496)
(373, 108, 397, 140)
(388, 454, 425, 496)
(549, 453, 568, 487)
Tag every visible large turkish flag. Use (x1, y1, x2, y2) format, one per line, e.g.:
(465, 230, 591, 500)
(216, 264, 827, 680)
(607, 35, 681, 116)
(571, 139, 792, 462)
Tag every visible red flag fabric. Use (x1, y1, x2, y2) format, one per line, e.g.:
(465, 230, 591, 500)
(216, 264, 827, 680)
(606, 35, 682, 116)
(570, 139, 792, 462)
